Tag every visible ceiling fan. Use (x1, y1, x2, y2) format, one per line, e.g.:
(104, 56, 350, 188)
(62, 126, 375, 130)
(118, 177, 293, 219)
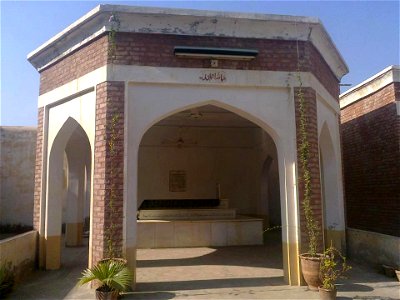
(161, 127, 198, 148)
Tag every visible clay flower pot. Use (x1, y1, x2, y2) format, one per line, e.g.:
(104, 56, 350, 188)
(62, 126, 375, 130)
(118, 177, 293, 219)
(318, 286, 337, 300)
(95, 288, 119, 300)
(300, 253, 323, 290)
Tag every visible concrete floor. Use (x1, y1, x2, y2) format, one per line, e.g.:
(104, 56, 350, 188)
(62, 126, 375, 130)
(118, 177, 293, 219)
(8, 234, 400, 300)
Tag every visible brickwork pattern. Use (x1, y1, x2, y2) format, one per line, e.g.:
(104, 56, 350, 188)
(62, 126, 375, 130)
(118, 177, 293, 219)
(39, 35, 109, 95)
(113, 33, 339, 98)
(36, 30, 341, 258)
(294, 87, 324, 253)
(33, 107, 44, 230)
(39, 32, 339, 98)
(92, 81, 125, 264)
(341, 82, 400, 237)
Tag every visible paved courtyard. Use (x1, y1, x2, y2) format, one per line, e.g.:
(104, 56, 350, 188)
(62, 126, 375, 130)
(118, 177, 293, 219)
(8, 235, 400, 299)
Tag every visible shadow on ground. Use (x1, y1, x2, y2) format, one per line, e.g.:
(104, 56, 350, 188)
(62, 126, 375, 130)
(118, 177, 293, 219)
(137, 245, 283, 270)
(136, 276, 285, 292)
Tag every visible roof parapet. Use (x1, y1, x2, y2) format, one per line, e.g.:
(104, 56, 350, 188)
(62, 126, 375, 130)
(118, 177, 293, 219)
(340, 65, 400, 109)
(27, 4, 348, 79)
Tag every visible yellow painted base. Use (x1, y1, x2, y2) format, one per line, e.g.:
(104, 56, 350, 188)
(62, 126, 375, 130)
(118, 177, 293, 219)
(65, 222, 83, 247)
(45, 235, 61, 270)
(38, 235, 46, 269)
(324, 230, 346, 252)
(125, 246, 137, 290)
(282, 242, 301, 286)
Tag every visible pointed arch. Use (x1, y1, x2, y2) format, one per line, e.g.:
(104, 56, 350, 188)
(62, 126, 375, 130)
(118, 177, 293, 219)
(125, 84, 300, 285)
(319, 122, 343, 249)
(138, 99, 282, 152)
(45, 117, 92, 269)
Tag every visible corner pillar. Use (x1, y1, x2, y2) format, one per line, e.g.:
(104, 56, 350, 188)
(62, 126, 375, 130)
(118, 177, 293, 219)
(92, 81, 125, 265)
(294, 87, 324, 254)
(33, 107, 46, 269)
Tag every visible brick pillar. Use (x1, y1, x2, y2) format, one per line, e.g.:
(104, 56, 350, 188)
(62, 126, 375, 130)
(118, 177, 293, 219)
(33, 107, 44, 231)
(294, 87, 324, 253)
(92, 81, 125, 265)
(33, 107, 46, 268)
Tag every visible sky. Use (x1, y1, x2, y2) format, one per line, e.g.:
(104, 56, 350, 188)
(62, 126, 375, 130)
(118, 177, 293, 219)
(1, 1, 399, 126)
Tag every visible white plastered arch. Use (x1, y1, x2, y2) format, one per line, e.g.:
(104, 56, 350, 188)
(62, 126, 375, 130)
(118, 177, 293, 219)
(124, 83, 301, 284)
(40, 91, 96, 269)
(44, 116, 92, 269)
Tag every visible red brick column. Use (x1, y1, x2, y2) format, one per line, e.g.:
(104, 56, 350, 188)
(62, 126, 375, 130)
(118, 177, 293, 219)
(294, 87, 324, 253)
(33, 107, 44, 230)
(92, 81, 125, 265)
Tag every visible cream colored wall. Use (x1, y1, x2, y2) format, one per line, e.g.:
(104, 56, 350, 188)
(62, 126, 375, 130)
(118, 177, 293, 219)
(259, 130, 281, 226)
(125, 81, 301, 286)
(317, 95, 346, 251)
(347, 228, 400, 268)
(317, 96, 345, 233)
(138, 126, 263, 215)
(47, 92, 96, 154)
(0, 127, 37, 226)
(0, 231, 37, 281)
(46, 91, 96, 236)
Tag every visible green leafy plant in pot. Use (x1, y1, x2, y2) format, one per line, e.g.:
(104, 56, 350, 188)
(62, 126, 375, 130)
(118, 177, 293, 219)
(318, 244, 351, 300)
(78, 259, 133, 300)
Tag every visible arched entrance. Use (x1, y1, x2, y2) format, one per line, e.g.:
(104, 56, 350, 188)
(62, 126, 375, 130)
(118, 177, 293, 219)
(45, 117, 92, 269)
(138, 104, 280, 220)
(135, 103, 287, 288)
(125, 83, 301, 285)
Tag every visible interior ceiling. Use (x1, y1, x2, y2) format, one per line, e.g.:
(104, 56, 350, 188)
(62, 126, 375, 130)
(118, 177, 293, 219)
(155, 105, 258, 128)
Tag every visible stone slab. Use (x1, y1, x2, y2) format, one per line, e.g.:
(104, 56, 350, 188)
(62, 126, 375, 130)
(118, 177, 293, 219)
(137, 216, 263, 248)
(138, 208, 236, 220)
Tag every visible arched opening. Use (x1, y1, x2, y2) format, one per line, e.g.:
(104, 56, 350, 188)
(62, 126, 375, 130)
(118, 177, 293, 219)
(46, 117, 92, 270)
(136, 104, 284, 288)
(319, 123, 343, 250)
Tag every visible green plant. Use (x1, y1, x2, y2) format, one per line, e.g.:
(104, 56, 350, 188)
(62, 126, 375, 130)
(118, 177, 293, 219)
(78, 260, 132, 293)
(296, 71, 320, 257)
(108, 13, 120, 60)
(320, 244, 351, 290)
(0, 261, 14, 298)
(106, 114, 120, 258)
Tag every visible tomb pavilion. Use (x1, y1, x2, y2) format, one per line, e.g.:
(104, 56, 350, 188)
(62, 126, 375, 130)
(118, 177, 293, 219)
(28, 4, 348, 286)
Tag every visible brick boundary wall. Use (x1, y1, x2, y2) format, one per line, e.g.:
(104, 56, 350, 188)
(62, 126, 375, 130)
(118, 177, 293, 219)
(341, 82, 400, 237)
(294, 87, 324, 253)
(39, 32, 339, 98)
(33, 107, 44, 230)
(92, 81, 125, 264)
(395, 82, 400, 138)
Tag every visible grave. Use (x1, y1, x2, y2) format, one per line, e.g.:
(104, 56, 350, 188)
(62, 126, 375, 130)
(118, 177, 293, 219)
(137, 198, 264, 248)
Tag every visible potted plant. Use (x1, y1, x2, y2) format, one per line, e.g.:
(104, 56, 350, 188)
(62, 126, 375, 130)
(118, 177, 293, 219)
(318, 244, 351, 300)
(296, 73, 324, 290)
(78, 259, 133, 300)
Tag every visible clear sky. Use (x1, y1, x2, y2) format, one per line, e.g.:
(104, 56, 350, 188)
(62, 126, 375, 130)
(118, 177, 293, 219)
(1, 1, 399, 126)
